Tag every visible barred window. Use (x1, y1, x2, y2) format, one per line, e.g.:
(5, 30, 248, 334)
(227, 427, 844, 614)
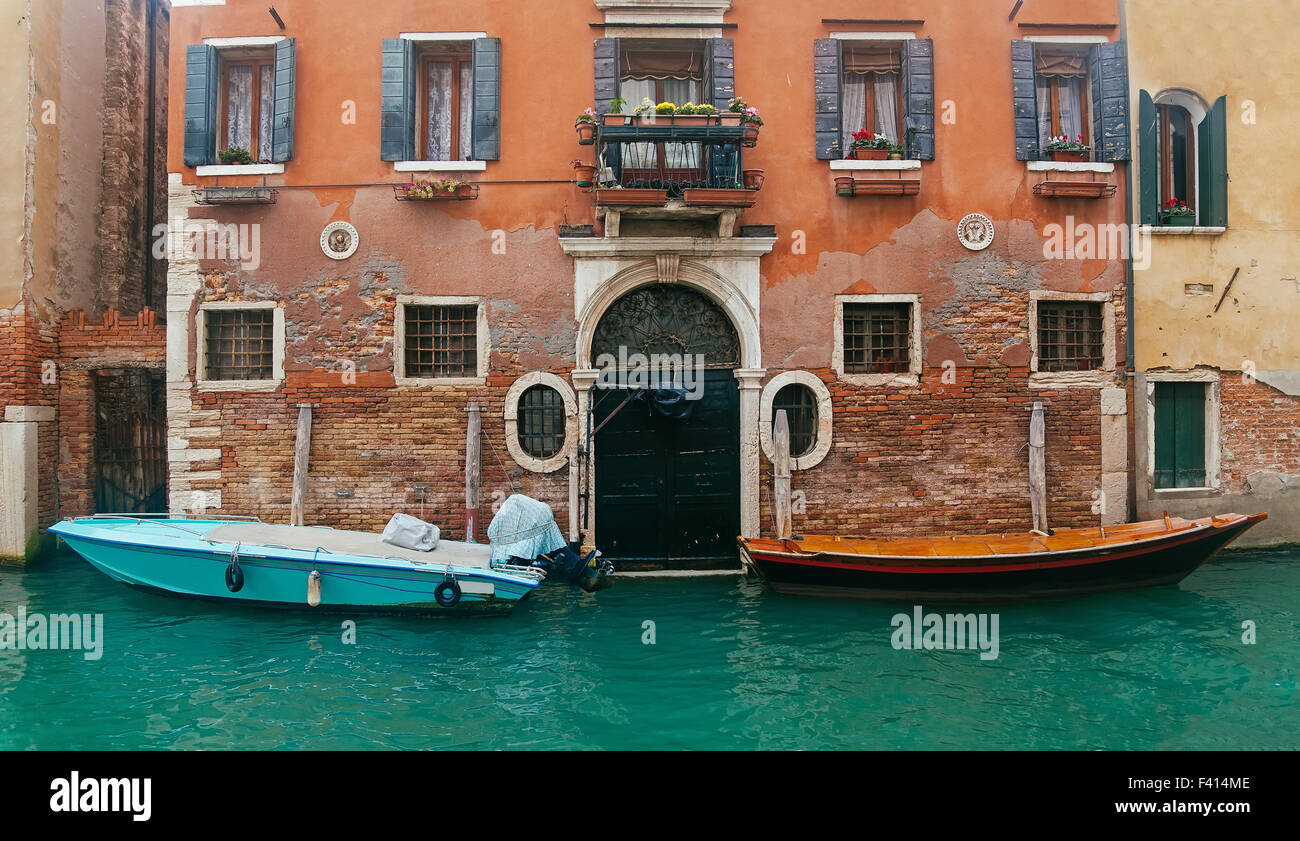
(518, 385, 565, 459)
(1038, 301, 1104, 372)
(843, 302, 911, 374)
(204, 308, 274, 381)
(404, 303, 478, 379)
(772, 384, 817, 458)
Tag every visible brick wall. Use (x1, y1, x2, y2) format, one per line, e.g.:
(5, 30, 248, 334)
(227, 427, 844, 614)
(1219, 375, 1300, 490)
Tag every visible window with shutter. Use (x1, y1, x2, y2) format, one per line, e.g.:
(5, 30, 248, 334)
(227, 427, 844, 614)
(820, 38, 933, 160)
(382, 36, 499, 163)
(1154, 382, 1208, 489)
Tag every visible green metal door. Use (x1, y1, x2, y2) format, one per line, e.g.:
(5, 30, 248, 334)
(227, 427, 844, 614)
(593, 371, 740, 569)
(1154, 381, 1206, 488)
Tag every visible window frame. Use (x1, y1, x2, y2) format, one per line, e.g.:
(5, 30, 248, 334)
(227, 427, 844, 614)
(217, 54, 275, 162)
(1028, 290, 1116, 389)
(393, 295, 489, 386)
(195, 301, 285, 392)
(1157, 103, 1197, 216)
(1143, 369, 1221, 495)
(832, 293, 922, 387)
(504, 372, 578, 473)
(839, 44, 905, 148)
(416, 50, 473, 163)
(759, 370, 834, 471)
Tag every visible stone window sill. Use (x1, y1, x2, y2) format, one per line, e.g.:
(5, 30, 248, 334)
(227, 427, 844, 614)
(1143, 225, 1227, 236)
(196, 379, 281, 392)
(829, 160, 921, 171)
(1152, 486, 1222, 499)
(393, 376, 487, 388)
(1029, 370, 1115, 389)
(394, 161, 487, 173)
(1026, 161, 1115, 173)
(195, 163, 285, 177)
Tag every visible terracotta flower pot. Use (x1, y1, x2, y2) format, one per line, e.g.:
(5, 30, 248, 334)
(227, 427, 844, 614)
(720, 113, 743, 126)
(743, 123, 760, 147)
(743, 169, 765, 190)
(575, 122, 596, 145)
(603, 114, 628, 126)
(573, 164, 596, 187)
(1049, 150, 1090, 163)
(849, 148, 889, 161)
(595, 188, 668, 206)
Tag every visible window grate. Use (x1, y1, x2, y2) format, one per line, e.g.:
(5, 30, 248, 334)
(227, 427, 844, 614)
(518, 385, 565, 459)
(843, 302, 911, 374)
(404, 304, 478, 379)
(773, 383, 818, 458)
(204, 308, 274, 381)
(1037, 301, 1104, 372)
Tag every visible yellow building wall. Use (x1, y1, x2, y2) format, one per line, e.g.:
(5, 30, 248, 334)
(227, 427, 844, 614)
(1127, 0, 1300, 376)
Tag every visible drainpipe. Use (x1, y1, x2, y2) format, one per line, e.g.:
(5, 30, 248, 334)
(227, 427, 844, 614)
(1120, 0, 1138, 522)
(142, 0, 158, 310)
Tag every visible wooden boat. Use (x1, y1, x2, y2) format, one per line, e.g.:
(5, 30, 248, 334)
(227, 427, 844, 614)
(49, 515, 546, 615)
(738, 513, 1267, 601)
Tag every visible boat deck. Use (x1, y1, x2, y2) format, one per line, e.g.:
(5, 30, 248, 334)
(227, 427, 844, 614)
(205, 523, 495, 569)
(741, 515, 1249, 559)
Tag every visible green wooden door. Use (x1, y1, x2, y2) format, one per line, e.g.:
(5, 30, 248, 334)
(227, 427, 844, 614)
(1154, 382, 1206, 488)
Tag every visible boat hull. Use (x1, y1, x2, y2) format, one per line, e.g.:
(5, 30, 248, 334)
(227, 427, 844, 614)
(50, 518, 542, 616)
(739, 514, 1266, 601)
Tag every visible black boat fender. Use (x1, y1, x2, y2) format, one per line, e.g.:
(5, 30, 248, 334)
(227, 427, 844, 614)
(225, 545, 244, 593)
(434, 571, 461, 607)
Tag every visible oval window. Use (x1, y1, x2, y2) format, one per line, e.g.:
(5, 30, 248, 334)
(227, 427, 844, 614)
(772, 383, 817, 458)
(518, 385, 565, 459)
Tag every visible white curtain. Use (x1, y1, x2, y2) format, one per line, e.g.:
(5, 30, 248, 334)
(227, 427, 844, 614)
(426, 61, 453, 161)
(663, 78, 701, 170)
(618, 78, 657, 172)
(873, 73, 899, 143)
(258, 65, 274, 162)
(841, 74, 867, 152)
(459, 63, 473, 160)
(1058, 76, 1083, 142)
(225, 65, 252, 152)
(1035, 77, 1053, 148)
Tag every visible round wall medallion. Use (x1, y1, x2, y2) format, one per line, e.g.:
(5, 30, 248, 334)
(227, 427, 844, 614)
(320, 221, 358, 260)
(956, 213, 994, 251)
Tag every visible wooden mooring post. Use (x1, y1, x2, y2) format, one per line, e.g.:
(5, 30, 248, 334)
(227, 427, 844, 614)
(1029, 401, 1048, 534)
(465, 402, 481, 542)
(290, 404, 312, 526)
(773, 409, 793, 539)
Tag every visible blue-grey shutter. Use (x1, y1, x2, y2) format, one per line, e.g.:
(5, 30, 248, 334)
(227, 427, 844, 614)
(380, 38, 415, 162)
(471, 37, 501, 161)
(1138, 89, 1158, 225)
(705, 37, 735, 109)
(1089, 41, 1130, 161)
(814, 39, 841, 159)
(1198, 95, 1228, 226)
(705, 38, 737, 186)
(901, 38, 934, 160)
(270, 38, 296, 163)
(594, 38, 620, 113)
(1011, 40, 1038, 161)
(183, 44, 218, 167)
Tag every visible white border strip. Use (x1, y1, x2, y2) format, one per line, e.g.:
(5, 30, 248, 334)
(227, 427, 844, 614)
(1024, 35, 1110, 44)
(202, 36, 286, 48)
(400, 32, 488, 42)
(830, 31, 916, 41)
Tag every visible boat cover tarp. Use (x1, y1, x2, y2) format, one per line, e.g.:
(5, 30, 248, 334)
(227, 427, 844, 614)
(380, 512, 440, 551)
(205, 523, 492, 569)
(487, 494, 567, 563)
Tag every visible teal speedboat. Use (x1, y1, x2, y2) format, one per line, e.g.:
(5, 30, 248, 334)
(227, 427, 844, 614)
(49, 515, 546, 615)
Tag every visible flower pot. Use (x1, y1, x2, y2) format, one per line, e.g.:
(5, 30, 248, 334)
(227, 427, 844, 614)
(720, 113, 743, 126)
(595, 188, 668, 206)
(888, 153, 903, 160)
(670, 115, 714, 126)
(834, 175, 855, 197)
(849, 148, 889, 161)
(573, 164, 597, 187)
(682, 188, 757, 207)
(455, 184, 475, 199)
(743, 124, 760, 147)
(742, 169, 765, 190)
(1160, 214, 1196, 227)
(575, 122, 596, 145)
(603, 114, 628, 126)
(1049, 150, 1090, 163)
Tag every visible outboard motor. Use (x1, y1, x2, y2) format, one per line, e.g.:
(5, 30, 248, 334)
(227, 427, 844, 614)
(487, 494, 614, 592)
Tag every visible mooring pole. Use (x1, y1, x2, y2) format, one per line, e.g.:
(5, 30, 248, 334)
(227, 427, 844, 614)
(773, 409, 793, 539)
(290, 404, 312, 526)
(465, 402, 481, 542)
(1029, 401, 1048, 534)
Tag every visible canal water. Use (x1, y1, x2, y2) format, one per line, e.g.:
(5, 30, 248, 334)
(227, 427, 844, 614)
(1, 546, 1296, 750)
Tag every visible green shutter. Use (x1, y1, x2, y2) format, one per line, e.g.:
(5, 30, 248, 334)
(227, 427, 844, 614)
(1154, 382, 1207, 489)
(1011, 40, 1038, 160)
(1198, 95, 1228, 227)
(705, 37, 734, 109)
(1138, 89, 1158, 225)
(901, 38, 934, 160)
(183, 44, 218, 166)
(471, 37, 501, 161)
(380, 38, 415, 162)
(270, 38, 296, 163)
(814, 38, 841, 159)
(1089, 41, 1130, 162)
(594, 37, 620, 113)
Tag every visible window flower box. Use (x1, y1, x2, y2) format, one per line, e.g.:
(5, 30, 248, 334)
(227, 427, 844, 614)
(682, 188, 758, 207)
(1160, 198, 1195, 225)
(192, 186, 278, 205)
(394, 179, 478, 201)
(1045, 135, 1091, 162)
(594, 187, 668, 206)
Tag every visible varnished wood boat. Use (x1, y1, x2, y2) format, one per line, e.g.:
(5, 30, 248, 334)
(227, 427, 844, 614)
(738, 513, 1267, 601)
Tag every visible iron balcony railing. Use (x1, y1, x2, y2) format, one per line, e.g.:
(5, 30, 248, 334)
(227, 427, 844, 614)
(595, 120, 747, 193)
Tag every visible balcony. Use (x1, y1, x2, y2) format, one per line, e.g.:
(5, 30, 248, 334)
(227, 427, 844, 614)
(588, 118, 760, 237)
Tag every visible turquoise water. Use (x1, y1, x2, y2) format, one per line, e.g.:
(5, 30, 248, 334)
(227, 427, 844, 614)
(1, 546, 1297, 750)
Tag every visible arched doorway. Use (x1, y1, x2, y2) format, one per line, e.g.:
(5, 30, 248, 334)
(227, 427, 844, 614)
(590, 284, 741, 569)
